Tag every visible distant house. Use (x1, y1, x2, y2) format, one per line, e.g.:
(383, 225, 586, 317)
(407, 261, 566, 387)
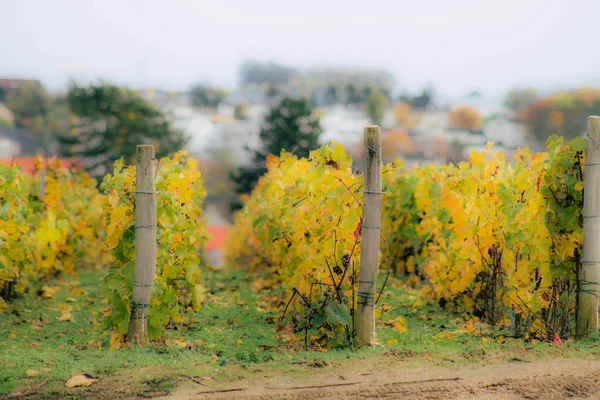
(319, 105, 369, 148)
(170, 104, 262, 167)
(0, 126, 38, 156)
(483, 114, 526, 148)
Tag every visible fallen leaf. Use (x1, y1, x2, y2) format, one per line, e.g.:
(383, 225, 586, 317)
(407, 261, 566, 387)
(41, 286, 60, 300)
(26, 370, 39, 377)
(387, 339, 398, 345)
(165, 337, 189, 348)
(58, 309, 75, 322)
(65, 374, 98, 388)
(394, 322, 407, 333)
(9, 333, 16, 339)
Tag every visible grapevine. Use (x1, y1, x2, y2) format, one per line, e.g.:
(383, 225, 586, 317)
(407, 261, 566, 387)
(101, 151, 208, 345)
(0, 157, 109, 310)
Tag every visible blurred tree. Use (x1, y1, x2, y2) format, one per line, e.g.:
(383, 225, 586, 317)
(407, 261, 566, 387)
(398, 86, 434, 110)
(380, 129, 415, 162)
(325, 86, 338, 105)
(345, 84, 361, 106)
(190, 84, 229, 109)
(0, 103, 14, 128)
(393, 102, 421, 129)
(6, 81, 52, 129)
(5, 82, 65, 152)
(505, 87, 539, 115)
(230, 97, 323, 210)
(266, 84, 280, 99)
(0, 87, 6, 102)
(412, 87, 434, 109)
(234, 103, 249, 120)
(58, 82, 188, 179)
(380, 88, 392, 101)
(239, 60, 295, 86)
(360, 87, 373, 102)
(449, 105, 483, 130)
(523, 88, 600, 145)
(364, 91, 387, 126)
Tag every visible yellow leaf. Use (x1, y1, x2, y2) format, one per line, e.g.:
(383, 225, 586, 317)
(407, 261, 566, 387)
(36, 226, 62, 244)
(65, 374, 98, 388)
(110, 331, 125, 349)
(236, 339, 244, 345)
(469, 151, 485, 167)
(9, 333, 16, 339)
(41, 286, 60, 300)
(58, 309, 75, 322)
(165, 337, 189, 348)
(394, 321, 407, 333)
(26, 369, 39, 377)
(387, 339, 398, 345)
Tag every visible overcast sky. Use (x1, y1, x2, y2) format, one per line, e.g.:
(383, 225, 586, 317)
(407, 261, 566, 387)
(2, 0, 600, 97)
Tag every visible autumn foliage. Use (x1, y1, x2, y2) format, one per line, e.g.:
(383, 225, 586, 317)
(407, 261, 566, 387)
(0, 157, 110, 310)
(522, 87, 600, 144)
(225, 143, 369, 349)
(449, 105, 483, 130)
(227, 135, 585, 343)
(101, 151, 208, 345)
(382, 136, 584, 339)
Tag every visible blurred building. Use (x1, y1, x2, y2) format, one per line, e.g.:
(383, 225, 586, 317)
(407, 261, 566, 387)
(483, 114, 526, 148)
(170, 104, 264, 167)
(0, 126, 37, 157)
(0, 78, 42, 95)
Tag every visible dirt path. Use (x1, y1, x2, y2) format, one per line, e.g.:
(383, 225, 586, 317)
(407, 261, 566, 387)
(161, 359, 600, 400)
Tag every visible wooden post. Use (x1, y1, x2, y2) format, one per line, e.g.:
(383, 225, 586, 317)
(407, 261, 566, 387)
(355, 126, 382, 346)
(578, 116, 600, 338)
(127, 145, 157, 344)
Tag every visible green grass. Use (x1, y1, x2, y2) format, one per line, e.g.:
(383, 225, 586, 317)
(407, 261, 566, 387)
(1, 266, 600, 398)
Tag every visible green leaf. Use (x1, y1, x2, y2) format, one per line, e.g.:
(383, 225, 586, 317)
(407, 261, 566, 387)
(324, 302, 351, 327)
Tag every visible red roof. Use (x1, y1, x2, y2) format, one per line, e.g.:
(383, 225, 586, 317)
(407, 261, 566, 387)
(206, 225, 229, 251)
(0, 157, 78, 176)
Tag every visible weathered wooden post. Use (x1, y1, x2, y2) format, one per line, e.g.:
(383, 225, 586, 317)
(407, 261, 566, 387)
(128, 145, 157, 344)
(578, 116, 600, 338)
(355, 126, 382, 346)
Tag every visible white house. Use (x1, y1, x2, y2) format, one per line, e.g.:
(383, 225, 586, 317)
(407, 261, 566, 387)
(483, 114, 526, 148)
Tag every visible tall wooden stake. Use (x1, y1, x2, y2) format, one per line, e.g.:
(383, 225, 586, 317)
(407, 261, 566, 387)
(128, 145, 157, 344)
(578, 116, 600, 338)
(355, 126, 382, 346)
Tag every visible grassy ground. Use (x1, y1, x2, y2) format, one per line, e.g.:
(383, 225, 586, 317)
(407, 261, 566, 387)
(1, 267, 599, 399)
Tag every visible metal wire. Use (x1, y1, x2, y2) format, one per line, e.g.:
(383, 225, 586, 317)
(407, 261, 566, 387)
(357, 291, 375, 306)
(361, 190, 386, 195)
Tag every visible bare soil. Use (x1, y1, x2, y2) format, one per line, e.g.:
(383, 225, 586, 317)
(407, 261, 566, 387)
(161, 359, 600, 400)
